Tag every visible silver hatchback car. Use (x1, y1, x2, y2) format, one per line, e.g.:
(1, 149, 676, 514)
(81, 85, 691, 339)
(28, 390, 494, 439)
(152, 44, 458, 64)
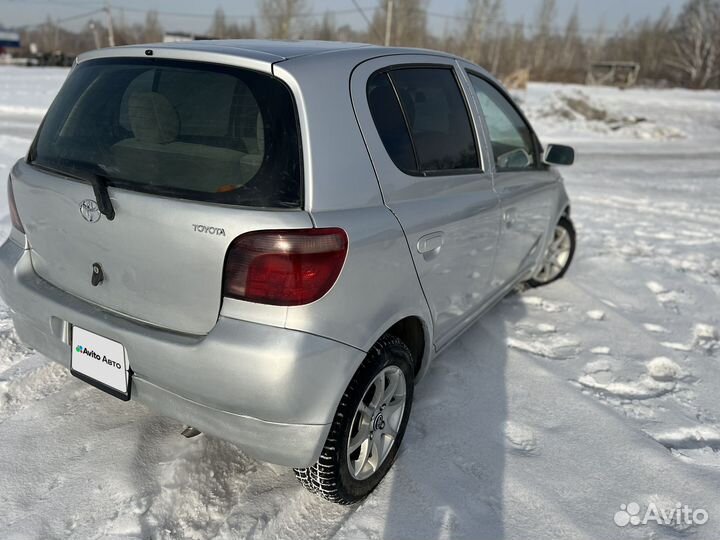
(0, 40, 575, 504)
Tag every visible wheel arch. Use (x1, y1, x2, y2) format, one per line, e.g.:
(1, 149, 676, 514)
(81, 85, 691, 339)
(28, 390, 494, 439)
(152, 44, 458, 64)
(384, 316, 430, 378)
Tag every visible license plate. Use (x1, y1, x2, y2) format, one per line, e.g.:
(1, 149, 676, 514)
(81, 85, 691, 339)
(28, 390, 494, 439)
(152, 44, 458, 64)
(71, 326, 130, 400)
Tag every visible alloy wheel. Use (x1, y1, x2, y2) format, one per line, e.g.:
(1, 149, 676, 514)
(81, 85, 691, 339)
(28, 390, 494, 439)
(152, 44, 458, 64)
(347, 365, 407, 480)
(534, 225, 572, 284)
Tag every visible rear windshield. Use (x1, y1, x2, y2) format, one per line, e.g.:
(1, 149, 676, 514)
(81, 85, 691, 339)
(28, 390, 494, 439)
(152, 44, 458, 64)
(30, 58, 302, 208)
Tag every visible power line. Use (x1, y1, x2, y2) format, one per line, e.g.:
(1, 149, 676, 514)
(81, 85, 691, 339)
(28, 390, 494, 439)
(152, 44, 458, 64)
(423, 10, 610, 37)
(4, 0, 617, 38)
(2, 0, 377, 21)
(15, 7, 104, 29)
(117, 5, 370, 20)
(350, 0, 382, 42)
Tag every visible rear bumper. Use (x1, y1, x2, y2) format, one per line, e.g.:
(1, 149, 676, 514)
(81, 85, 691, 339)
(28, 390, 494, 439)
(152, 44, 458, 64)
(0, 237, 365, 467)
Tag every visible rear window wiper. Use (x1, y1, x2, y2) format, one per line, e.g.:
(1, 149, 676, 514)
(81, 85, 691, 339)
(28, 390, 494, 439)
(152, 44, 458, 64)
(88, 173, 115, 221)
(30, 163, 116, 221)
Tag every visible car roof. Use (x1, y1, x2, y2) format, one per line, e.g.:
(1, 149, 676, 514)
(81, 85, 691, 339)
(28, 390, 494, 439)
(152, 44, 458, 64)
(156, 39, 375, 60)
(78, 39, 458, 66)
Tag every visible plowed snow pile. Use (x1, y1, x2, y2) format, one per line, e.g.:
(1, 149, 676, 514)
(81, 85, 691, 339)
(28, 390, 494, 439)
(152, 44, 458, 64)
(1, 66, 720, 539)
(523, 88, 686, 140)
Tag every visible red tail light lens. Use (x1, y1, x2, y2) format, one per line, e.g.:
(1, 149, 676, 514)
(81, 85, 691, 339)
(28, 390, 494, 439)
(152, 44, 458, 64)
(223, 228, 348, 306)
(7, 177, 24, 233)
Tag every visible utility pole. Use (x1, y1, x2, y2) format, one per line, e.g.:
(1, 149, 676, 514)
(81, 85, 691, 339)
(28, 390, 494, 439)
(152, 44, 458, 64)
(52, 17, 59, 51)
(384, 0, 394, 46)
(89, 22, 102, 49)
(105, 1, 115, 47)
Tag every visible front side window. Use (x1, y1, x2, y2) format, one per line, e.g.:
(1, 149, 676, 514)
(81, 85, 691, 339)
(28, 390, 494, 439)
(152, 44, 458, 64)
(366, 66, 480, 175)
(468, 74, 536, 172)
(31, 58, 302, 208)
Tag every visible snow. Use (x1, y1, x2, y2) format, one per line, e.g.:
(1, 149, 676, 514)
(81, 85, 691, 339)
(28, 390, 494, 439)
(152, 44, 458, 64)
(647, 357, 683, 382)
(1, 65, 720, 538)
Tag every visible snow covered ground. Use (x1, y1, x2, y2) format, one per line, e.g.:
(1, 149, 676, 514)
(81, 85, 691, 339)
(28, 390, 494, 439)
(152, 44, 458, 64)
(1, 66, 720, 539)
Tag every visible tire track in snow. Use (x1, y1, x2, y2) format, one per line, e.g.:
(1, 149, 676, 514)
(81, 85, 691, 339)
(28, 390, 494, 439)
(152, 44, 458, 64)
(0, 355, 69, 424)
(0, 322, 70, 424)
(111, 432, 358, 540)
(526, 262, 720, 473)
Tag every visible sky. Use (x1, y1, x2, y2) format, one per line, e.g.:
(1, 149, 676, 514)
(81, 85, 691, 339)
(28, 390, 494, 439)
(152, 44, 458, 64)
(0, 0, 687, 35)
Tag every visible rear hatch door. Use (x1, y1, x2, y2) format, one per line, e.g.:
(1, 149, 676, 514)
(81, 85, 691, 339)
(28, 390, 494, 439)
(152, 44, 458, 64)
(12, 163, 310, 335)
(15, 56, 304, 335)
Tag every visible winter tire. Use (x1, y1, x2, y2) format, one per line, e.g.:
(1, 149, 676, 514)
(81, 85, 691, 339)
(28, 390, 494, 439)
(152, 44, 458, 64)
(294, 334, 414, 504)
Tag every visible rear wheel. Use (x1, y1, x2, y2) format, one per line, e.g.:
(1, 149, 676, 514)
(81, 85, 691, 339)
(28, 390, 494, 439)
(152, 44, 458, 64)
(294, 335, 414, 504)
(527, 216, 576, 287)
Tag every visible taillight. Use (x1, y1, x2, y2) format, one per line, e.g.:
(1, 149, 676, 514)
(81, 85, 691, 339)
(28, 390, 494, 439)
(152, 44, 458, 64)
(223, 228, 348, 306)
(7, 177, 24, 233)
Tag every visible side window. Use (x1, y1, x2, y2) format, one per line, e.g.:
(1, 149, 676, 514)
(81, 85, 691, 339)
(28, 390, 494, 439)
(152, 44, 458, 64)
(367, 71, 418, 173)
(468, 74, 536, 171)
(366, 67, 480, 175)
(389, 68, 479, 172)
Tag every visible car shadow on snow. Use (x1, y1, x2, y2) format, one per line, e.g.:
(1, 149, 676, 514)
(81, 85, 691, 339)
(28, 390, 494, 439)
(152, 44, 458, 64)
(378, 296, 525, 540)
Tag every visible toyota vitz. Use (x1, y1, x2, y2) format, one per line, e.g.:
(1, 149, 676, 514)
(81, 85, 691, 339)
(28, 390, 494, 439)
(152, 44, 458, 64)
(0, 40, 575, 504)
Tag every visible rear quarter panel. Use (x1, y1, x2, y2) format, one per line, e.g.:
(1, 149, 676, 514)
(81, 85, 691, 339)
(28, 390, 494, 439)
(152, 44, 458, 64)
(285, 207, 433, 356)
(223, 51, 434, 370)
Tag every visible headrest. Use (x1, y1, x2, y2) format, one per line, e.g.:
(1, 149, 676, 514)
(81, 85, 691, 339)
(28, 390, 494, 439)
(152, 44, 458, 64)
(127, 92, 179, 144)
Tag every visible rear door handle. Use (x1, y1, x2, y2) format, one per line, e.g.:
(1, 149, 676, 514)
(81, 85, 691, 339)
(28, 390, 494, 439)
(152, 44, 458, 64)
(417, 232, 444, 254)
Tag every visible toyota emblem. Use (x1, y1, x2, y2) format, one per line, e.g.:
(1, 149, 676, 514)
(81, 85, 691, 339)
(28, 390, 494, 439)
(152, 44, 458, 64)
(79, 199, 101, 223)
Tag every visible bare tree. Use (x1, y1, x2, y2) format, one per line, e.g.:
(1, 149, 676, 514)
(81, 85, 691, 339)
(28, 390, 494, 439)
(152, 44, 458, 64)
(461, 0, 503, 63)
(560, 6, 580, 67)
(207, 8, 257, 39)
(638, 8, 674, 81)
(209, 7, 228, 38)
(371, 0, 428, 48)
(259, 0, 309, 39)
(143, 10, 163, 43)
(313, 12, 337, 41)
(226, 19, 258, 39)
(532, 0, 557, 79)
(667, 0, 720, 88)
(585, 17, 606, 64)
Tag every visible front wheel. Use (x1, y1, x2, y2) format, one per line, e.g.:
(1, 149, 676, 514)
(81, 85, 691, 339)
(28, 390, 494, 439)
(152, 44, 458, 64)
(527, 216, 576, 287)
(294, 335, 414, 504)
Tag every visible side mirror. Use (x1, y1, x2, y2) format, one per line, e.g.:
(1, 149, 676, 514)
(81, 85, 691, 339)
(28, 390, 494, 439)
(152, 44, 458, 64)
(544, 144, 575, 166)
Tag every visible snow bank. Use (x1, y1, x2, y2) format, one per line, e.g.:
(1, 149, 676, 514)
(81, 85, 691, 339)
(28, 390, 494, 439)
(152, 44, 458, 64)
(523, 88, 686, 141)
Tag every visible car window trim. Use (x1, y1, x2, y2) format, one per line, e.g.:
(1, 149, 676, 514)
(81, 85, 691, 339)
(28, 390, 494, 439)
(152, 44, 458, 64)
(383, 72, 421, 174)
(465, 69, 545, 172)
(371, 63, 485, 178)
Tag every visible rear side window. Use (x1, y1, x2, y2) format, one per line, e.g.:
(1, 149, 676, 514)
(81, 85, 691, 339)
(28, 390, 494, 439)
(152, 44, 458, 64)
(367, 66, 480, 175)
(31, 58, 302, 208)
(367, 72, 417, 173)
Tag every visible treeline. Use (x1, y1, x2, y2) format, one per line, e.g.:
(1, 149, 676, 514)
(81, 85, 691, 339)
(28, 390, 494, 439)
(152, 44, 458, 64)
(10, 0, 720, 89)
